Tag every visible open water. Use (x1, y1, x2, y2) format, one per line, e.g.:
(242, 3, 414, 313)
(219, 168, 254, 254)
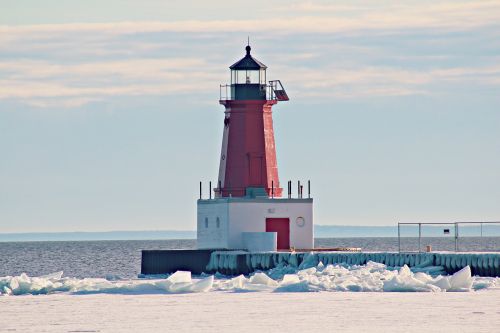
(0, 237, 499, 279)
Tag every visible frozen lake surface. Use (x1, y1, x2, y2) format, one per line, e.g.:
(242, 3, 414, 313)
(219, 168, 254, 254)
(1, 291, 499, 333)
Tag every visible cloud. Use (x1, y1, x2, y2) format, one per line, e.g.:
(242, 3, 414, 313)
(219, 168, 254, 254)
(280, 63, 500, 99)
(1, 56, 498, 106)
(1, 1, 500, 39)
(0, 58, 209, 79)
(22, 97, 101, 108)
(1, 0, 499, 108)
(0, 58, 224, 106)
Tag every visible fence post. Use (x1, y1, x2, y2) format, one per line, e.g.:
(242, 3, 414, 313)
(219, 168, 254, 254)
(418, 223, 422, 253)
(398, 223, 401, 253)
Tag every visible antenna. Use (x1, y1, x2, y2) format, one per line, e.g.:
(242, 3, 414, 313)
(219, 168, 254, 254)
(247, 36, 250, 46)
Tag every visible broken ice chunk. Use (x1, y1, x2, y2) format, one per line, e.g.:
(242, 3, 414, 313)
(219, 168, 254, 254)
(249, 272, 278, 287)
(449, 266, 473, 291)
(280, 274, 300, 285)
(167, 271, 192, 284)
(189, 276, 214, 293)
(432, 276, 451, 290)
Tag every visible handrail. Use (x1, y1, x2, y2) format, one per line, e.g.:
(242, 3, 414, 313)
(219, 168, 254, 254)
(199, 180, 311, 200)
(397, 221, 500, 253)
(398, 221, 500, 225)
(219, 81, 288, 101)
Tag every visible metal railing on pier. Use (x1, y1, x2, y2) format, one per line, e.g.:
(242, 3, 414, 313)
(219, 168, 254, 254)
(398, 221, 500, 253)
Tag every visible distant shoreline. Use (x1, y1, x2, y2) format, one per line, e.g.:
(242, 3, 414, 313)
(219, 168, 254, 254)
(1, 225, 499, 242)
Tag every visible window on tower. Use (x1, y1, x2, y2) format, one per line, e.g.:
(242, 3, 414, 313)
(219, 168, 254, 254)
(260, 68, 266, 84)
(231, 69, 262, 84)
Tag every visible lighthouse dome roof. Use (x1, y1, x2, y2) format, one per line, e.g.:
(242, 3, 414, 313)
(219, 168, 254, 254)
(229, 45, 267, 70)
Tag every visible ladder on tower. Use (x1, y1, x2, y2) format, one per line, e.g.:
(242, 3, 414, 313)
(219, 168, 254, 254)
(269, 80, 289, 101)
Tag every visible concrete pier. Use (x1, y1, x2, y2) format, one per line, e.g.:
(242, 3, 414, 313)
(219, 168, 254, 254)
(141, 250, 500, 277)
(205, 251, 500, 276)
(141, 249, 218, 275)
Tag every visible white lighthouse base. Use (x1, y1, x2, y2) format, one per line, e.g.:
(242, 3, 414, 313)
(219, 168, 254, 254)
(197, 197, 313, 250)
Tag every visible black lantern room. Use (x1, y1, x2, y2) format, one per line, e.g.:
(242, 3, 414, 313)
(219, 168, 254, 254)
(229, 45, 267, 100)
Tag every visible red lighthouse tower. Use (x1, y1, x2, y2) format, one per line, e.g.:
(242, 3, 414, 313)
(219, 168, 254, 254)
(217, 45, 288, 198)
(197, 44, 313, 251)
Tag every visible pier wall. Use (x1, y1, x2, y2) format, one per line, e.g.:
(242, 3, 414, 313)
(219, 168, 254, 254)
(206, 251, 500, 277)
(141, 249, 217, 275)
(141, 250, 500, 277)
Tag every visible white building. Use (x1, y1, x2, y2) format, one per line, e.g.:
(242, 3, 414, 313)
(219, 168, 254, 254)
(197, 197, 313, 251)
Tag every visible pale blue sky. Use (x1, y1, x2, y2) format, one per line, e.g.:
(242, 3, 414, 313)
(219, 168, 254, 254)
(1, 1, 499, 232)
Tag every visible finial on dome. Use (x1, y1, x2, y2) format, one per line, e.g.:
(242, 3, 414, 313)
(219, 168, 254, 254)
(246, 36, 251, 55)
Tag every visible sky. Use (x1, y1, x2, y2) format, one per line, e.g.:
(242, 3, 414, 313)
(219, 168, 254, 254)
(1, 0, 499, 233)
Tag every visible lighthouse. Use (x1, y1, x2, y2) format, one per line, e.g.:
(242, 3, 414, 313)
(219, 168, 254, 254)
(197, 44, 313, 251)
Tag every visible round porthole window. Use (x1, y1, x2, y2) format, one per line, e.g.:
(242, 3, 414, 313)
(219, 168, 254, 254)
(296, 217, 305, 227)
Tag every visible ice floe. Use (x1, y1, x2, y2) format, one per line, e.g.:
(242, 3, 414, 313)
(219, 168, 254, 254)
(1, 262, 498, 296)
(0, 270, 214, 296)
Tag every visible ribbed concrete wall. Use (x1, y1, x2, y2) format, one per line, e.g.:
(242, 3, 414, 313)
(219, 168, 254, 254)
(205, 251, 500, 277)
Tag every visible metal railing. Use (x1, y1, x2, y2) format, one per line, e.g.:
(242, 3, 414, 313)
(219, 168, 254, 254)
(220, 84, 231, 101)
(267, 80, 289, 101)
(198, 180, 311, 200)
(398, 221, 500, 252)
(219, 80, 287, 101)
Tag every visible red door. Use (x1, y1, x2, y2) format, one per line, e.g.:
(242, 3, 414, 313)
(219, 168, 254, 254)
(266, 218, 290, 250)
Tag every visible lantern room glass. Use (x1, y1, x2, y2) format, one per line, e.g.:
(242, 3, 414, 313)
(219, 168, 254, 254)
(231, 69, 266, 85)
